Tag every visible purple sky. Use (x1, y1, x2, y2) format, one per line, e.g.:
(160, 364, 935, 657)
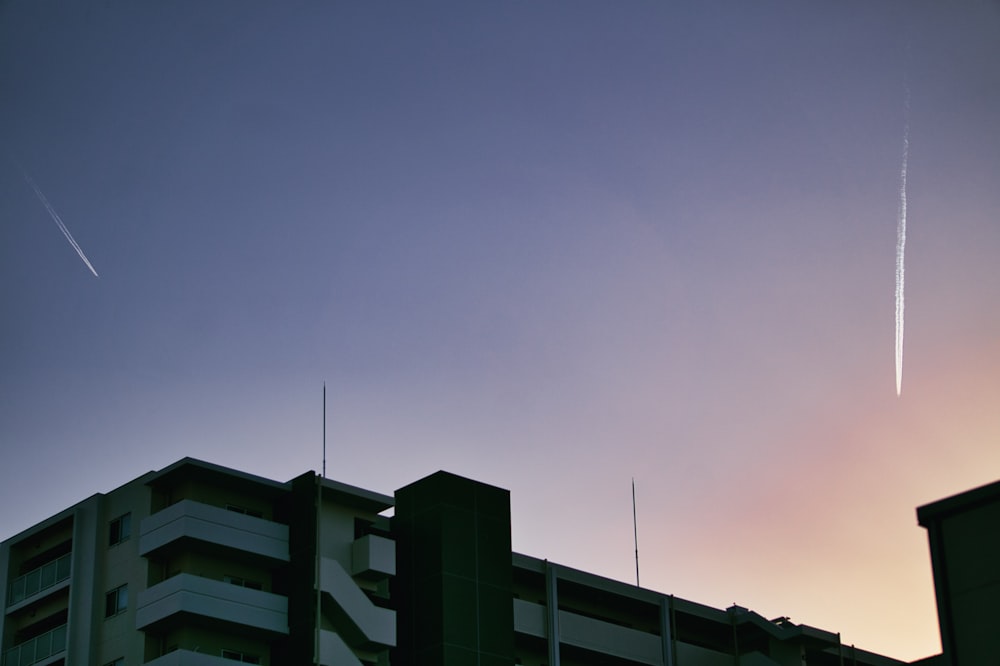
(2, 2, 1000, 660)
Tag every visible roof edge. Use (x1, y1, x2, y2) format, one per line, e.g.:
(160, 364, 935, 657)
(917, 478, 1000, 526)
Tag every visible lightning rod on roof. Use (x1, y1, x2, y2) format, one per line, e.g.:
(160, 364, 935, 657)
(322, 381, 327, 479)
(633, 477, 640, 587)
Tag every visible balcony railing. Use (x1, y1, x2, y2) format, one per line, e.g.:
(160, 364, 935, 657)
(7, 554, 71, 606)
(136, 573, 288, 635)
(140, 500, 289, 562)
(3, 623, 67, 666)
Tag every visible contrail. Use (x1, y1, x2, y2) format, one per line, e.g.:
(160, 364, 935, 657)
(895, 81, 909, 397)
(18, 165, 100, 278)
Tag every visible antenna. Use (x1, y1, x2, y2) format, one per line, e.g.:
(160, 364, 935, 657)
(322, 382, 327, 479)
(632, 478, 640, 587)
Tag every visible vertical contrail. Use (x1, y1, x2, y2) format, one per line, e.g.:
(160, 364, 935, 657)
(17, 165, 100, 278)
(895, 81, 909, 396)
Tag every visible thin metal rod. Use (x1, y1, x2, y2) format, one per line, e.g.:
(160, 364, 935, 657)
(322, 382, 326, 479)
(632, 478, 640, 587)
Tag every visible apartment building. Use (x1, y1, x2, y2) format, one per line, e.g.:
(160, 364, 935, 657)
(1, 459, 395, 666)
(0, 457, 950, 665)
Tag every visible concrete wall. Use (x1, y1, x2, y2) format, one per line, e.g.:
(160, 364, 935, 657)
(394, 471, 514, 666)
(95, 477, 152, 666)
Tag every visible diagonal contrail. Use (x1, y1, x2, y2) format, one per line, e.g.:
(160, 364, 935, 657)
(895, 82, 909, 397)
(18, 166, 100, 278)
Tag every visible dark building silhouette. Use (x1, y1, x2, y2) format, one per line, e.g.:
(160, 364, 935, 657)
(917, 479, 1000, 666)
(0, 456, 989, 665)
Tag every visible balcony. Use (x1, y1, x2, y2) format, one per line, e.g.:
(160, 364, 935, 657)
(143, 633, 367, 666)
(140, 500, 289, 562)
(6, 554, 71, 608)
(351, 535, 395, 580)
(512, 598, 546, 638)
(3, 623, 66, 666)
(559, 607, 662, 664)
(136, 574, 288, 635)
(513, 599, 662, 665)
(143, 650, 253, 666)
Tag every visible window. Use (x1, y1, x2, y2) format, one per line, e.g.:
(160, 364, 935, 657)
(225, 504, 263, 518)
(224, 575, 262, 590)
(105, 584, 128, 617)
(221, 650, 260, 663)
(109, 513, 131, 546)
(103, 659, 124, 666)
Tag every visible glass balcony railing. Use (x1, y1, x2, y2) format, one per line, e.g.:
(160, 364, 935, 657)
(3, 623, 67, 666)
(7, 554, 71, 606)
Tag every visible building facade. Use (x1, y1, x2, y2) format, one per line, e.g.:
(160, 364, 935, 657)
(0, 457, 934, 665)
(916, 479, 1000, 666)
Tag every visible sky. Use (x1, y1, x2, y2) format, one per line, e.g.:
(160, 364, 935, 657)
(2, 1, 999, 661)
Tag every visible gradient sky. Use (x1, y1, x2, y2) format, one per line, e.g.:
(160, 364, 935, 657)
(2, 2, 999, 660)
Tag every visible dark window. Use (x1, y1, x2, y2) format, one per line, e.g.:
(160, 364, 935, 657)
(224, 575, 263, 590)
(105, 584, 128, 617)
(225, 504, 263, 519)
(103, 659, 124, 666)
(221, 650, 260, 663)
(109, 513, 131, 546)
